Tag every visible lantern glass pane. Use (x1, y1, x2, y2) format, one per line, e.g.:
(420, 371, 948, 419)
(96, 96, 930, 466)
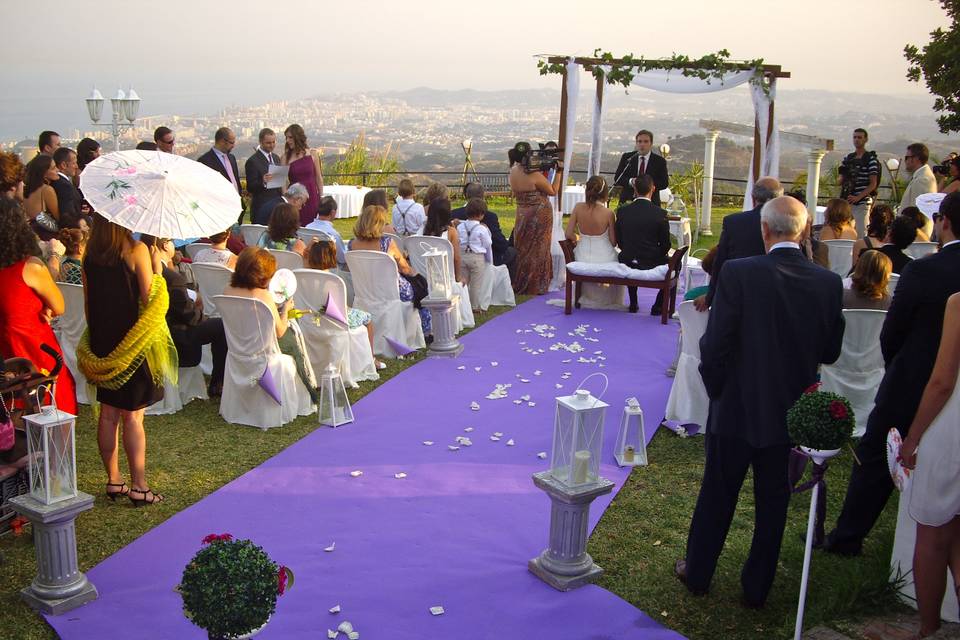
(25, 410, 77, 504)
(551, 393, 607, 488)
(425, 251, 451, 300)
(319, 372, 354, 427)
(615, 407, 647, 467)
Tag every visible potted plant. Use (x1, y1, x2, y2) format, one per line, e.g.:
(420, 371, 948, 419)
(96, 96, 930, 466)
(179, 533, 293, 640)
(787, 383, 855, 463)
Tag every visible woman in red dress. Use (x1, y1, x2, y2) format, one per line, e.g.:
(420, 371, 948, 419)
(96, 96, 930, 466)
(0, 199, 77, 414)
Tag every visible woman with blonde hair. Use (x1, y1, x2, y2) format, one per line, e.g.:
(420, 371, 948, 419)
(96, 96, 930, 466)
(843, 250, 892, 310)
(819, 198, 858, 240)
(283, 124, 323, 226)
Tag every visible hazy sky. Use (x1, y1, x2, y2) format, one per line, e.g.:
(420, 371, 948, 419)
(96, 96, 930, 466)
(1, 0, 950, 138)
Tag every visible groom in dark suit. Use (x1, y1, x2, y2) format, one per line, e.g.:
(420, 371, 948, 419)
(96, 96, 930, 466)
(613, 130, 669, 207)
(245, 128, 282, 225)
(825, 192, 960, 556)
(676, 195, 845, 607)
(615, 175, 671, 314)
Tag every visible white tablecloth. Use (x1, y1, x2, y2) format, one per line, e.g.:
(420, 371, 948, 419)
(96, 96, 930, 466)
(325, 185, 371, 218)
(560, 185, 586, 214)
(670, 217, 692, 248)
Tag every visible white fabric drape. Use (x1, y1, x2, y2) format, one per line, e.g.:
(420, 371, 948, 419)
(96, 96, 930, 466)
(743, 79, 780, 209)
(629, 68, 755, 94)
(586, 66, 610, 178)
(561, 59, 580, 203)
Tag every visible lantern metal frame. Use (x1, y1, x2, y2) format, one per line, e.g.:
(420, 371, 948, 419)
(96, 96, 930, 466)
(317, 364, 354, 428)
(24, 406, 77, 505)
(614, 397, 647, 467)
(550, 376, 609, 489)
(423, 245, 453, 301)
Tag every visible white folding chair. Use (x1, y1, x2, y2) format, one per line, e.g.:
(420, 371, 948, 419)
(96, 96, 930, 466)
(345, 250, 425, 357)
(293, 269, 378, 388)
(664, 301, 710, 432)
(886, 273, 900, 298)
(406, 235, 474, 331)
(213, 295, 314, 429)
(240, 224, 267, 247)
(820, 309, 887, 438)
(477, 263, 516, 310)
(823, 239, 856, 277)
(53, 282, 88, 404)
(383, 233, 405, 255)
(184, 242, 211, 260)
(297, 228, 334, 244)
(192, 263, 233, 319)
(904, 241, 938, 260)
(268, 249, 303, 272)
(145, 366, 208, 415)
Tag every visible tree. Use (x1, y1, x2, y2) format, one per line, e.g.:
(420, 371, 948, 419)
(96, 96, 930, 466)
(904, 0, 960, 134)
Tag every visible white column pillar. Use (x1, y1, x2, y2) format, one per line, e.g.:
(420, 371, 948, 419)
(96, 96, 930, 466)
(805, 150, 827, 224)
(699, 130, 720, 236)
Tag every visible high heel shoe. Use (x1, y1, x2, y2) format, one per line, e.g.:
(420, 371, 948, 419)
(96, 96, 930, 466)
(128, 487, 164, 507)
(105, 482, 129, 501)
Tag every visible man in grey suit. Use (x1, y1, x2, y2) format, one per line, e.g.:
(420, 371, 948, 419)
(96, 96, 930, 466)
(245, 128, 282, 225)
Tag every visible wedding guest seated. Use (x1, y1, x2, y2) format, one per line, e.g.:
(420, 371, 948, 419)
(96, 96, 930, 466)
(457, 198, 493, 311)
(305, 196, 347, 268)
(852, 204, 894, 266)
(422, 197, 463, 283)
(819, 198, 859, 240)
(259, 203, 307, 255)
(135, 141, 158, 151)
(900, 206, 931, 242)
(348, 205, 431, 338)
(615, 174, 670, 314)
(140, 235, 227, 397)
(224, 247, 316, 400)
(0, 151, 25, 200)
(304, 241, 384, 370)
(255, 183, 309, 226)
(865, 215, 916, 274)
(362, 189, 396, 234)
(58, 228, 87, 285)
(798, 208, 829, 269)
(452, 182, 515, 270)
(843, 251, 892, 310)
(392, 179, 426, 236)
(422, 182, 449, 217)
(684, 246, 717, 302)
(193, 230, 238, 269)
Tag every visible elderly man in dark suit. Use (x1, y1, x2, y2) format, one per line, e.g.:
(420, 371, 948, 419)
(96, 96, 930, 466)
(245, 128, 282, 224)
(694, 177, 783, 312)
(676, 195, 845, 608)
(825, 192, 960, 556)
(615, 174, 671, 314)
(613, 129, 669, 207)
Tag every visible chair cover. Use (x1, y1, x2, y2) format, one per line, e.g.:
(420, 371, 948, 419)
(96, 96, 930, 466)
(192, 263, 233, 319)
(887, 273, 900, 298)
(549, 207, 566, 292)
(145, 366, 208, 415)
(53, 282, 88, 404)
(297, 228, 334, 244)
(213, 295, 314, 429)
(268, 249, 303, 272)
(383, 233, 406, 255)
(184, 242, 210, 260)
(239, 224, 267, 247)
(477, 263, 517, 310)
(823, 239, 855, 277)
(293, 269, 378, 388)
(345, 250, 425, 357)
(332, 267, 355, 307)
(682, 256, 708, 296)
(820, 309, 886, 437)
(664, 301, 710, 431)
(904, 241, 938, 260)
(406, 235, 474, 331)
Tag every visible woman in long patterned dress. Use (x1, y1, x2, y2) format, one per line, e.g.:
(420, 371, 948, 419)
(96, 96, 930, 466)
(283, 124, 323, 226)
(508, 142, 561, 295)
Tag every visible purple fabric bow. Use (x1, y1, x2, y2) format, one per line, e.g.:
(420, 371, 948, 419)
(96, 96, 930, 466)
(789, 448, 830, 548)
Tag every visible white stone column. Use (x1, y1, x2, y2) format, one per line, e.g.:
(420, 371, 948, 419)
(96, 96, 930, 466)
(805, 150, 827, 224)
(421, 298, 462, 357)
(700, 130, 720, 236)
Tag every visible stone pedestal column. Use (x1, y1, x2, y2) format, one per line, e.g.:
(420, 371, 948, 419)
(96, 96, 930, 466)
(10, 492, 98, 615)
(528, 471, 615, 591)
(421, 298, 463, 357)
(805, 150, 827, 224)
(699, 130, 720, 236)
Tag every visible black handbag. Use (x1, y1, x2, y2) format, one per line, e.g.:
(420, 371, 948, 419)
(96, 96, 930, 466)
(401, 272, 429, 308)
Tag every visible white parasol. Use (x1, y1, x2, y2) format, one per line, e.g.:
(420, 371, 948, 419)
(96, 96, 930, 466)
(915, 192, 946, 218)
(79, 150, 241, 240)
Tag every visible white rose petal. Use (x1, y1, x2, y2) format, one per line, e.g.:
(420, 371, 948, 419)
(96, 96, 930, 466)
(349, 470, 363, 478)
(329, 605, 341, 614)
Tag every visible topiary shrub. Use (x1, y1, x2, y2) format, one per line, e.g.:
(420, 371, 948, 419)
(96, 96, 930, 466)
(786, 383, 855, 451)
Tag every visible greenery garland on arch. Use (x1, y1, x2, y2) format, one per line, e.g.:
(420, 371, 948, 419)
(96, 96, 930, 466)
(537, 49, 771, 94)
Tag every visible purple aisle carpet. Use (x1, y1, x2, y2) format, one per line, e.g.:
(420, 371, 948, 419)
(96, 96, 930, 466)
(47, 291, 685, 640)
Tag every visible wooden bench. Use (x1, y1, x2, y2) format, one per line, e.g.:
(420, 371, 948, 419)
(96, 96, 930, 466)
(559, 239, 688, 325)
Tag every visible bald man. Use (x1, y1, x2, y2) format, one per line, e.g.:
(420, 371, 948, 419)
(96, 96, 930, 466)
(677, 196, 844, 607)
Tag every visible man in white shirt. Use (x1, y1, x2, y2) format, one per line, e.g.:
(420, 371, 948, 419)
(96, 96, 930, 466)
(305, 196, 347, 268)
(457, 198, 493, 311)
(392, 178, 426, 236)
(900, 142, 938, 211)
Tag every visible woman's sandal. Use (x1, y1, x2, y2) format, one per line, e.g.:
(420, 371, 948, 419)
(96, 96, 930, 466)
(128, 487, 164, 507)
(105, 482, 129, 501)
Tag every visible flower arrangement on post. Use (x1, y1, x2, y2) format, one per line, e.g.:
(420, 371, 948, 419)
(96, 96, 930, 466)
(178, 534, 293, 640)
(787, 383, 855, 456)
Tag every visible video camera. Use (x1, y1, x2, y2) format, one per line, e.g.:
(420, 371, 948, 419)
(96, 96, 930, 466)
(515, 141, 564, 173)
(932, 153, 957, 176)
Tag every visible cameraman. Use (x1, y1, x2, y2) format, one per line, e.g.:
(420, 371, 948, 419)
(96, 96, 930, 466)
(937, 154, 959, 195)
(838, 128, 880, 236)
(507, 141, 562, 295)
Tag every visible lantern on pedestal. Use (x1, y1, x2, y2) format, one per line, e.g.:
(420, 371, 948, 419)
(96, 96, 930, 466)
(614, 397, 647, 467)
(423, 245, 452, 301)
(318, 364, 353, 427)
(550, 378, 609, 488)
(24, 407, 77, 505)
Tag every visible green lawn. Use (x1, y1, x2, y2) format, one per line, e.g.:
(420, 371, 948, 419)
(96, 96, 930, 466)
(1, 206, 902, 639)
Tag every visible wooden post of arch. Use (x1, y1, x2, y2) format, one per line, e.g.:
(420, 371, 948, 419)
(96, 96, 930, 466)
(557, 67, 569, 209)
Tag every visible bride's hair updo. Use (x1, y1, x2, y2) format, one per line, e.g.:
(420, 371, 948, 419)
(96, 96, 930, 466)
(584, 176, 609, 203)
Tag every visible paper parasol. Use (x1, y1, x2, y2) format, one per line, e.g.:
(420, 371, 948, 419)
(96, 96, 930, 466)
(915, 192, 946, 218)
(269, 269, 298, 305)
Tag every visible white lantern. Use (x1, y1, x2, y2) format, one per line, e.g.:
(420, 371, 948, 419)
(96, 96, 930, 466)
(423, 246, 452, 301)
(85, 87, 104, 123)
(318, 364, 353, 427)
(23, 407, 77, 505)
(550, 385, 608, 488)
(614, 398, 647, 467)
(886, 157, 900, 172)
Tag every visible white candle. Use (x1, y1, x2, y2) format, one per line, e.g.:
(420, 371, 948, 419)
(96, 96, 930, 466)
(573, 449, 591, 484)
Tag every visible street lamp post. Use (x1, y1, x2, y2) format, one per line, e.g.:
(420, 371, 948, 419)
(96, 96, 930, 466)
(885, 158, 901, 206)
(85, 87, 141, 152)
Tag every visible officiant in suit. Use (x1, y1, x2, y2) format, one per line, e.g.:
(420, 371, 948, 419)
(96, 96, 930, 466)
(676, 196, 844, 608)
(613, 130, 669, 206)
(245, 128, 282, 225)
(197, 127, 242, 223)
(615, 175, 671, 314)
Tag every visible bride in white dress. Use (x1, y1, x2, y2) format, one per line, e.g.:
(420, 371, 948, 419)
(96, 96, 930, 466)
(557, 176, 625, 310)
(901, 292, 960, 638)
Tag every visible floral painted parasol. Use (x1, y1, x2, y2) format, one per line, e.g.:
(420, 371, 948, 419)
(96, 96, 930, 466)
(79, 150, 241, 240)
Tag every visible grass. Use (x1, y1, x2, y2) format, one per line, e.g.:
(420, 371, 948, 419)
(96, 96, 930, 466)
(1, 205, 901, 639)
